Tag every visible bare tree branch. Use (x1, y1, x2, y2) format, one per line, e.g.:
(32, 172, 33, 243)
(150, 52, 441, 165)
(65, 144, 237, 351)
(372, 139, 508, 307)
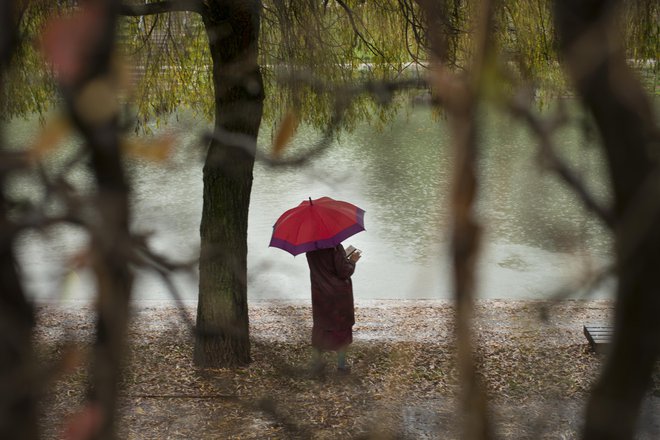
(203, 73, 426, 170)
(132, 239, 198, 333)
(507, 92, 615, 229)
(416, 0, 497, 438)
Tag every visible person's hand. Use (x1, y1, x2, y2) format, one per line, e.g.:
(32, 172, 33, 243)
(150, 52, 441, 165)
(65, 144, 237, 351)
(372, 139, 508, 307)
(349, 250, 361, 263)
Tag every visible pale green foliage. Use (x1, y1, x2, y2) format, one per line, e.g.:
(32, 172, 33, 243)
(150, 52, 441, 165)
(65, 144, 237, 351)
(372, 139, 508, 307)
(259, 0, 421, 129)
(623, 0, 659, 64)
(495, 0, 568, 103)
(3, 0, 657, 129)
(622, 0, 659, 92)
(117, 12, 212, 132)
(1, 4, 57, 120)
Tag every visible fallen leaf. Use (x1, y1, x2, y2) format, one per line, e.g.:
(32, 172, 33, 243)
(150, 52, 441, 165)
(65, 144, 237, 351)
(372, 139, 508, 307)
(27, 114, 72, 162)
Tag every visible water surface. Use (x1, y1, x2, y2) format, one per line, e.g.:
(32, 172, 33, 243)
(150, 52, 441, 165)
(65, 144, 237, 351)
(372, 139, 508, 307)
(6, 103, 614, 302)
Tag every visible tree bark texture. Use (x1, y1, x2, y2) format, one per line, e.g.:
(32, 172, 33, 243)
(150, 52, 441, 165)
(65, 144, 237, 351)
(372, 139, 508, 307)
(0, 1, 39, 438)
(554, 1, 660, 439)
(195, 0, 264, 367)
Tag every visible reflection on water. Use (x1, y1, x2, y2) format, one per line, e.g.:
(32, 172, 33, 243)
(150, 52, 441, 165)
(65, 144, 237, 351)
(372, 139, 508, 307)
(5, 103, 614, 302)
(481, 105, 611, 255)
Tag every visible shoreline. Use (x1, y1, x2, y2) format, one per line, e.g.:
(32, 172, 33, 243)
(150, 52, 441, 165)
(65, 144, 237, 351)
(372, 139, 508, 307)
(35, 298, 615, 345)
(34, 296, 614, 306)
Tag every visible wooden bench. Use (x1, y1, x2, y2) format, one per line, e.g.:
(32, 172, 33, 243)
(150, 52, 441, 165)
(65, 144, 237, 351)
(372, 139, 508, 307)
(583, 325, 613, 354)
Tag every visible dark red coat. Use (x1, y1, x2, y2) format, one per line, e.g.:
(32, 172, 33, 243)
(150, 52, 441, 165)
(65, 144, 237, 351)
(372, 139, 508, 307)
(305, 244, 356, 351)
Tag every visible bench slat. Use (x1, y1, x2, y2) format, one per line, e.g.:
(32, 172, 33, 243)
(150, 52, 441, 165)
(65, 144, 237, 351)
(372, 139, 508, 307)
(583, 325, 613, 354)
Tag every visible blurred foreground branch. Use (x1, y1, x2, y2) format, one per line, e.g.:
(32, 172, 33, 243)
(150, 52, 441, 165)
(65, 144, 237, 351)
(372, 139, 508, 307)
(553, 1, 660, 439)
(507, 92, 615, 229)
(419, 0, 495, 438)
(0, 1, 39, 438)
(45, 1, 133, 438)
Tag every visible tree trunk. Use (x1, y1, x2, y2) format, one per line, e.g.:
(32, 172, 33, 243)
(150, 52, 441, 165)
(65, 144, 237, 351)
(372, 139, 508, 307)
(553, 1, 660, 439)
(0, 220, 38, 439)
(0, 187, 39, 440)
(0, 1, 39, 437)
(194, 0, 264, 367)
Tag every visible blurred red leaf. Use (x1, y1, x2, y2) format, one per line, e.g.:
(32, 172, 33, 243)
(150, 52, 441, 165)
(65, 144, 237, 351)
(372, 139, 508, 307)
(41, 4, 105, 86)
(62, 404, 103, 440)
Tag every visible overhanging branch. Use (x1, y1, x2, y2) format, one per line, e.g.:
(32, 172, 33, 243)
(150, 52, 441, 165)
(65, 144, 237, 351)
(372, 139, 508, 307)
(119, 0, 204, 17)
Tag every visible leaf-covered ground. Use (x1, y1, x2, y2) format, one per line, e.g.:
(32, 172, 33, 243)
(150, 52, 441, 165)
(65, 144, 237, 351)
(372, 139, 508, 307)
(35, 299, 660, 439)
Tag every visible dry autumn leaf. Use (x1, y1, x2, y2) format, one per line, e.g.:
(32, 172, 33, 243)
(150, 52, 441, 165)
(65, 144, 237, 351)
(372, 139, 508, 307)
(272, 111, 299, 157)
(40, 4, 105, 87)
(27, 114, 72, 162)
(74, 77, 120, 124)
(60, 346, 84, 374)
(122, 135, 176, 162)
(62, 404, 103, 440)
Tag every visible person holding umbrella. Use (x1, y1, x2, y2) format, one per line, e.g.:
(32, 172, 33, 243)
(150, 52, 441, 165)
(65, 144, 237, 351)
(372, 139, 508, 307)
(269, 197, 365, 374)
(306, 243, 361, 373)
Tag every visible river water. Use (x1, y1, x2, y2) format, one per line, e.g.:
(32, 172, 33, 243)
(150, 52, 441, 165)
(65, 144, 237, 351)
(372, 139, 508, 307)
(6, 102, 614, 303)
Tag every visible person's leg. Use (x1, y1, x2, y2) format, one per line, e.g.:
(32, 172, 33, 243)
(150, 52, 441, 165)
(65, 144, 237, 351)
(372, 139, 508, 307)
(313, 348, 323, 363)
(337, 348, 350, 373)
(337, 349, 346, 368)
(311, 348, 325, 373)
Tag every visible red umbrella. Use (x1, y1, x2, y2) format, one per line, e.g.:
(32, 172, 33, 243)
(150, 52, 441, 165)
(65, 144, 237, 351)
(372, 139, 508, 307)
(269, 197, 365, 256)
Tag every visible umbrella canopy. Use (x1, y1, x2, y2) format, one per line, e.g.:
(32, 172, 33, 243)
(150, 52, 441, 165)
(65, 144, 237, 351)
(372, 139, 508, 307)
(269, 197, 365, 256)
